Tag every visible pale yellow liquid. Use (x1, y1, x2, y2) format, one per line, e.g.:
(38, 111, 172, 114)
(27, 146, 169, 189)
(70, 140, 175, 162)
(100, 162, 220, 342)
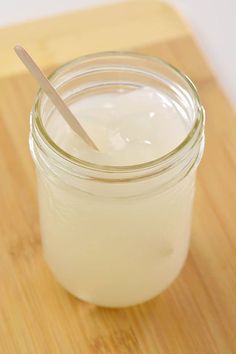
(38, 88, 195, 307)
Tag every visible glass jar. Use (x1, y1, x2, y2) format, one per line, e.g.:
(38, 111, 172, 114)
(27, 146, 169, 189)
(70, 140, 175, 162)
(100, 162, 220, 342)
(30, 52, 205, 308)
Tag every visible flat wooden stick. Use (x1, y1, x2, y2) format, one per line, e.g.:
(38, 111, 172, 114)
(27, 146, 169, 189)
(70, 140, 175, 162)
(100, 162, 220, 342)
(14, 45, 98, 151)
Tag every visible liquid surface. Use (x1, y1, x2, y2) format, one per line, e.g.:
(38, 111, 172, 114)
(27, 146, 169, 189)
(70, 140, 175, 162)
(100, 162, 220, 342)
(46, 87, 190, 165)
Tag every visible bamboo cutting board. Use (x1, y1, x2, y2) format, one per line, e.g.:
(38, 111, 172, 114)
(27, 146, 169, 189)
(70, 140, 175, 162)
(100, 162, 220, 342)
(0, 1, 235, 353)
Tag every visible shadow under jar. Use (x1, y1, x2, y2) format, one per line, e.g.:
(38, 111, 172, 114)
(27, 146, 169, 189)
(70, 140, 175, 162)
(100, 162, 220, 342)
(30, 52, 205, 308)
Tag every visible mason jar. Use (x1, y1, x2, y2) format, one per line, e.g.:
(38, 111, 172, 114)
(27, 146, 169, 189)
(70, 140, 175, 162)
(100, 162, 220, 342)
(30, 52, 205, 308)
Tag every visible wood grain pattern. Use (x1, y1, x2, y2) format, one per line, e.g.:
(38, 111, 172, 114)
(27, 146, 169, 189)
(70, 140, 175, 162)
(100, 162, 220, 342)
(0, 1, 235, 353)
(0, 0, 188, 78)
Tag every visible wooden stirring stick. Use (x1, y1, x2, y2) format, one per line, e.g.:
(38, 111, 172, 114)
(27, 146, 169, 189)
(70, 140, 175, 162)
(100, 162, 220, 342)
(14, 45, 99, 150)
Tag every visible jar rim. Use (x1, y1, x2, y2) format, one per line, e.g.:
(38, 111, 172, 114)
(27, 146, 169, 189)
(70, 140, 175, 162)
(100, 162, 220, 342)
(31, 51, 204, 174)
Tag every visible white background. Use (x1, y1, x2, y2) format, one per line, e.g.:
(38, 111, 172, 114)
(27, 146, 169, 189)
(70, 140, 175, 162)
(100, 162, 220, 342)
(168, 0, 236, 106)
(1, 0, 236, 106)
